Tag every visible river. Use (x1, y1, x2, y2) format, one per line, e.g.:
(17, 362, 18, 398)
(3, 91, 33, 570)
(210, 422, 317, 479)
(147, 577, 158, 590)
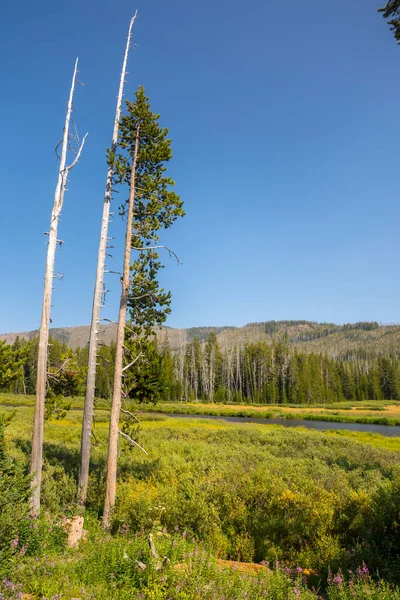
(164, 413, 400, 437)
(2, 402, 399, 437)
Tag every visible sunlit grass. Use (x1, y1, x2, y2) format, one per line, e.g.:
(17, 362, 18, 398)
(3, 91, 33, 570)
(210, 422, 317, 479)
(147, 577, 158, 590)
(3, 393, 400, 425)
(2, 400, 400, 596)
(3, 404, 400, 453)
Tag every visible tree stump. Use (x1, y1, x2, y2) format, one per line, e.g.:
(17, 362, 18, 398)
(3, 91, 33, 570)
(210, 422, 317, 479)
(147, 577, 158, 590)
(66, 516, 86, 548)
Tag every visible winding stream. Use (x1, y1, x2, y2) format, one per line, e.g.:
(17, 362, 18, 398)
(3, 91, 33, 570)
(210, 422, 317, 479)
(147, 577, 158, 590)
(164, 412, 400, 437)
(2, 403, 399, 438)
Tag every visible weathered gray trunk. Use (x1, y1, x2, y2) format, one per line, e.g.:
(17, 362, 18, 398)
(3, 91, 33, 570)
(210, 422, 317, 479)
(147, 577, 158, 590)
(102, 130, 140, 530)
(78, 13, 138, 506)
(31, 60, 80, 513)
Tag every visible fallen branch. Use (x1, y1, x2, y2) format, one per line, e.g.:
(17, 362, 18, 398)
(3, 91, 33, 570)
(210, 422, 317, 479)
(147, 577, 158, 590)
(149, 533, 159, 559)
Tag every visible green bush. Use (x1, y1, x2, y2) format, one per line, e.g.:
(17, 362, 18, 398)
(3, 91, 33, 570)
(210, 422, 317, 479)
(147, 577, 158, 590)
(110, 425, 400, 579)
(0, 417, 31, 578)
(3, 408, 400, 597)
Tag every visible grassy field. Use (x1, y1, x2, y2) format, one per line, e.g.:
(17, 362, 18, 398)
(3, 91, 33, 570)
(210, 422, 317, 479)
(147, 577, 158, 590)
(3, 393, 400, 425)
(132, 400, 400, 426)
(1, 401, 400, 598)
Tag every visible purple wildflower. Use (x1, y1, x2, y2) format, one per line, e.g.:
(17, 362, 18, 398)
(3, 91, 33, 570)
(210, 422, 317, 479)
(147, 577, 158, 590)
(333, 573, 343, 586)
(2, 580, 15, 591)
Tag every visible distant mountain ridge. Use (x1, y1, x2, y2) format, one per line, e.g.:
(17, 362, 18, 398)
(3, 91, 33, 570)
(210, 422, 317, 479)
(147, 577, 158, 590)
(1, 320, 400, 356)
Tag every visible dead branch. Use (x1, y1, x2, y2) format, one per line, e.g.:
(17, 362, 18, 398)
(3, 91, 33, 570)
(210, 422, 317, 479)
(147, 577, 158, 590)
(122, 352, 143, 373)
(47, 358, 71, 379)
(118, 430, 148, 455)
(90, 429, 100, 447)
(66, 132, 88, 171)
(123, 344, 135, 356)
(97, 355, 112, 364)
(128, 292, 156, 301)
(149, 533, 159, 559)
(131, 245, 181, 265)
(121, 408, 141, 424)
(54, 139, 63, 160)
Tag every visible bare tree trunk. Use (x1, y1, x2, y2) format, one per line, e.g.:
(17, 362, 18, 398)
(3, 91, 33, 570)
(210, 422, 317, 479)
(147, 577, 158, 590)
(102, 130, 140, 530)
(209, 345, 215, 402)
(201, 344, 209, 399)
(78, 13, 138, 506)
(225, 348, 232, 401)
(190, 344, 198, 401)
(31, 59, 87, 513)
(178, 330, 186, 401)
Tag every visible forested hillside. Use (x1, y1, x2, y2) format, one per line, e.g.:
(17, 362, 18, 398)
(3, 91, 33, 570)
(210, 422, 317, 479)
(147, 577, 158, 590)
(2, 323, 400, 404)
(2, 319, 400, 355)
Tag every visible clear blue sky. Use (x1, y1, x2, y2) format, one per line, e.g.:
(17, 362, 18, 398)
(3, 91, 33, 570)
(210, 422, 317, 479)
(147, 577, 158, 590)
(1, 0, 399, 333)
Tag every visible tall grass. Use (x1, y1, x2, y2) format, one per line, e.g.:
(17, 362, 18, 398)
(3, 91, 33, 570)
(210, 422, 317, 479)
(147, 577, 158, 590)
(2, 407, 400, 597)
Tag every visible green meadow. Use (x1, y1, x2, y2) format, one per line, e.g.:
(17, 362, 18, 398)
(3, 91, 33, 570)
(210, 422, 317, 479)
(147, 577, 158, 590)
(2, 402, 400, 598)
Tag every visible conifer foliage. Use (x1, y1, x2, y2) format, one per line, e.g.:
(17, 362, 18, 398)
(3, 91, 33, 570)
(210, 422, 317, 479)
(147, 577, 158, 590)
(102, 87, 184, 528)
(0, 341, 26, 389)
(379, 0, 400, 43)
(111, 86, 184, 335)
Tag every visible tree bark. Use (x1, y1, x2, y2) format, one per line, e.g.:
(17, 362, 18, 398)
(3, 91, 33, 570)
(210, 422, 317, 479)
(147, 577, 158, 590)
(31, 59, 80, 513)
(78, 13, 138, 506)
(102, 129, 140, 530)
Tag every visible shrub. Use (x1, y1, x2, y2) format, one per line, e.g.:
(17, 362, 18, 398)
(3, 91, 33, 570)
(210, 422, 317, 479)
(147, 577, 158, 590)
(0, 417, 31, 577)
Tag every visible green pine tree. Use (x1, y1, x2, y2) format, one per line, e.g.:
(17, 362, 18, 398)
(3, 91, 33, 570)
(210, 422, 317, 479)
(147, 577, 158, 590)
(0, 341, 27, 390)
(103, 86, 184, 528)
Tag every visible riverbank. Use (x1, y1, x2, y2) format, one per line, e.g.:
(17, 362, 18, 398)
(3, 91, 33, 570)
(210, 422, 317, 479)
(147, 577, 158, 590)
(2, 393, 400, 426)
(131, 400, 400, 427)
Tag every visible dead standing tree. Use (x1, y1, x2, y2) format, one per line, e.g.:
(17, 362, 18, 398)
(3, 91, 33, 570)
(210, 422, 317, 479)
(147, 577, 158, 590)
(102, 130, 140, 530)
(78, 12, 138, 506)
(31, 59, 87, 513)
